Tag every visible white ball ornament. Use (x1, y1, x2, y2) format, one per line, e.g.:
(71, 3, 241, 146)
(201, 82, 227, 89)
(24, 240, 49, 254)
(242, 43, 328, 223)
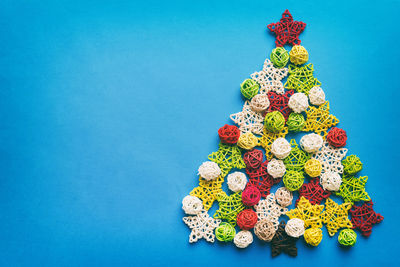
(271, 138, 292, 159)
(308, 86, 326, 106)
(234, 230, 253, 248)
(267, 158, 286, 178)
(250, 94, 270, 113)
(198, 161, 221, 180)
(320, 171, 342, 191)
(275, 187, 293, 207)
(285, 218, 305, 238)
(300, 133, 324, 153)
(288, 92, 309, 113)
(227, 172, 247, 192)
(182, 195, 203, 215)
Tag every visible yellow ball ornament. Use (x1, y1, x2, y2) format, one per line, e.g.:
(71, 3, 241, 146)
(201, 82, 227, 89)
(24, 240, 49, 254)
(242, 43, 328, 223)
(304, 227, 323, 246)
(290, 45, 309, 65)
(237, 132, 259, 150)
(304, 158, 322, 177)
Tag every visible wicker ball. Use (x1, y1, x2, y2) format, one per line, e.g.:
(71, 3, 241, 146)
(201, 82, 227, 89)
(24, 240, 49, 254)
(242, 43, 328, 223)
(250, 94, 270, 113)
(283, 170, 304, 191)
(267, 158, 286, 178)
(264, 111, 285, 133)
(285, 218, 305, 238)
(270, 47, 289, 68)
(254, 218, 276, 242)
(215, 222, 236, 242)
(234, 230, 253, 248)
(338, 229, 357, 246)
(300, 133, 323, 153)
(304, 158, 322, 178)
(327, 127, 347, 148)
(304, 228, 323, 246)
(288, 92, 309, 113)
(287, 112, 305, 132)
(237, 209, 258, 230)
(198, 161, 221, 180)
(227, 172, 247, 192)
(240, 79, 259, 99)
(320, 171, 342, 191)
(218, 124, 240, 144)
(237, 132, 259, 150)
(271, 137, 292, 159)
(275, 187, 293, 207)
(342, 155, 363, 175)
(242, 185, 261, 206)
(289, 45, 309, 65)
(308, 86, 325, 105)
(182, 195, 203, 215)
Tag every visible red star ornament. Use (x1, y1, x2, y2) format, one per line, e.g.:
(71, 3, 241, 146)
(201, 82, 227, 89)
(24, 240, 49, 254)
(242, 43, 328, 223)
(349, 200, 383, 237)
(297, 178, 331, 206)
(267, 90, 294, 121)
(268, 10, 306, 47)
(246, 161, 281, 198)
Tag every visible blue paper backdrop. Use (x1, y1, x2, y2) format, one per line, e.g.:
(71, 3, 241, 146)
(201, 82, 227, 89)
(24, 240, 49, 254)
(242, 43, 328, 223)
(1, 0, 399, 266)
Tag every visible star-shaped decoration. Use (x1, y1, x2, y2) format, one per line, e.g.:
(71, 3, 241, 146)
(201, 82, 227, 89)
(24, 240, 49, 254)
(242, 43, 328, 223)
(230, 101, 264, 135)
(283, 139, 310, 172)
(297, 178, 331, 206)
(336, 175, 370, 203)
(250, 58, 288, 94)
(303, 101, 339, 138)
(349, 200, 383, 237)
(267, 90, 294, 120)
(190, 175, 224, 210)
(246, 161, 281, 198)
(321, 198, 353, 236)
(267, 9, 306, 47)
(271, 221, 298, 257)
(286, 196, 324, 229)
(313, 141, 348, 174)
(214, 192, 245, 226)
(208, 143, 246, 177)
(284, 64, 321, 95)
(255, 193, 288, 230)
(183, 209, 221, 243)
(259, 126, 288, 160)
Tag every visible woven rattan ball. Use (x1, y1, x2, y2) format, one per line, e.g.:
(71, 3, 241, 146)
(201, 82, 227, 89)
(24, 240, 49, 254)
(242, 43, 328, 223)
(304, 158, 322, 178)
(271, 137, 292, 159)
(289, 45, 309, 65)
(182, 195, 203, 215)
(198, 161, 221, 180)
(250, 94, 270, 113)
(254, 218, 276, 242)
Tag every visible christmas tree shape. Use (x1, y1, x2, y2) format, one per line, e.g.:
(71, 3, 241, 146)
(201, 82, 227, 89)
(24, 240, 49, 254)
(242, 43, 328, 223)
(181, 10, 383, 256)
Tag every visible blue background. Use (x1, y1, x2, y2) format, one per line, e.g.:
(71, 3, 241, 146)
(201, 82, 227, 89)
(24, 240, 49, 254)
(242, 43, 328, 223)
(1, 0, 399, 266)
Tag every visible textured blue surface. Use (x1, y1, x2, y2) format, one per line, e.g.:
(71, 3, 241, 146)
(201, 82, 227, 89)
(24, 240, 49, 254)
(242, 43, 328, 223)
(0, 0, 399, 266)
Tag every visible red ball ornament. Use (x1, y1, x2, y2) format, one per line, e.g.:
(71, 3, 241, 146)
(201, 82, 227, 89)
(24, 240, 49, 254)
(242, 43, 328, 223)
(243, 149, 264, 169)
(237, 209, 258, 230)
(218, 124, 240, 144)
(242, 185, 261, 206)
(326, 127, 347, 148)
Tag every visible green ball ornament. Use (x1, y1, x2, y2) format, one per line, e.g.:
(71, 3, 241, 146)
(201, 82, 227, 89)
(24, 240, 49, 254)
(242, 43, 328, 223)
(264, 111, 285, 133)
(240, 79, 259, 99)
(270, 47, 289, 68)
(215, 222, 236, 242)
(283, 170, 304, 191)
(342, 155, 363, 175)
(338, 229, 357, 246)
(287, 112, 305, 132)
